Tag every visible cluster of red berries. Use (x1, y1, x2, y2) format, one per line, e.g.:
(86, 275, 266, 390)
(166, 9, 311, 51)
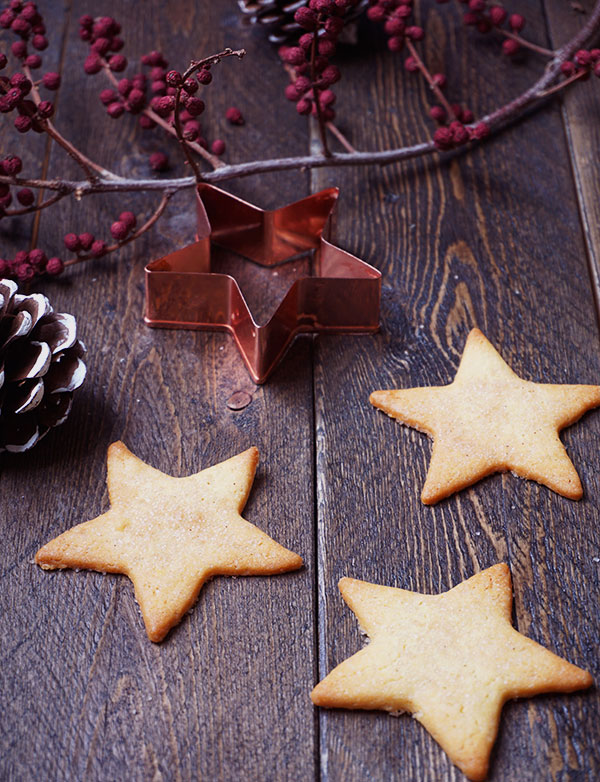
(433, 118, 490, 150)
(367, 0, 425, 54)
(62, 211, 138, 261)
(0, 0, 48, 69)
(78, 16, 237, 161)
(0, 248, 63, 281)
(279, 0, 360, 120)
(561, 48, 600, 80)
(0, 2, 60, 134)
(455, 3, 526, 55)
(0, 153, 36, 216)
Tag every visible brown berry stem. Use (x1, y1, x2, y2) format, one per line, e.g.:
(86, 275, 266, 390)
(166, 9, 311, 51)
(283, 62, 355, 153)
(23, 65, 117, 183)
(537, 68, 591, 97)
(310, 32, 331, 157)
(64, 189, 175, 267)
(326, 121, 356, 153)
(497, 29, 555, 58)
(405, 40, 456, 120)
(4, 190, 68, 216)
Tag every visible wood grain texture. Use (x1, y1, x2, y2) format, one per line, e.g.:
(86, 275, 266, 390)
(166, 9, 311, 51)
(1, 3, 316, 781)
(311, 2, 600, 780)
(2, 2, 600, 781)
(544, 0, 600, 309)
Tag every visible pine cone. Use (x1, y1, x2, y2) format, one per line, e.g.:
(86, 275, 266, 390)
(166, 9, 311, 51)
(238, 0, 367, 44)
(0, 279, 86, 453)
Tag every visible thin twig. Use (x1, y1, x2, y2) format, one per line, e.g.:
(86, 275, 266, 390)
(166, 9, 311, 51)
(64, 190, 174, 267)
(310, 32, 331, 156)
(497, 29, 555, 58)
(5, 190, 68, 216)
(23, 65, 117, 182)
(326, 121, 356, 153)
(406, 39, 456, 119)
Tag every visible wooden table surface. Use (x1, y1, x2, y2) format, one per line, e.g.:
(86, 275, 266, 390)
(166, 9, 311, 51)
(2, 1, 600, 780)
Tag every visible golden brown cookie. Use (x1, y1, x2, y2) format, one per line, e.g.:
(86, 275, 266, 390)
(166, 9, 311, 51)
(35, 441, 302, 642)
(370, 328, 600, 503)
(311, 564, 592, 781)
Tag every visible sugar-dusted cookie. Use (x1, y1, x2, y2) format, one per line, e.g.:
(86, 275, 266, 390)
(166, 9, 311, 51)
(35, 442, 302, 642)
(370, 328, 600, 504)
(311, 564, 592, 781)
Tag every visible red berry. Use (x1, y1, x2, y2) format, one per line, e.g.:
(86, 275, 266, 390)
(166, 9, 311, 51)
(127, 89, 145, 112)
(320, 65, 341, 85)
(78, 232, 95, 251)
(471, 121, 490, 140)
(294, 7, 318, 30)
(110, 220, 128, 240)
(2, 155, 22, 175)
(100, 89, 117, 105)
(406, 26, 424, 41)
(186, 97, 205, 116)
(41, 71, 60, 90)
(433, 126, 454, 150)
(0, 53, 7, 69)
(14, 115, 32, 132)
(296, 97, 312, 115)
(429, 105, 446, 122)
(225, 106, 244, 125)
(46, 257, 64, 276)
(30, 32, 46, 49)
(574, 49, 592, 67)
(139, 115, 156, 130)
(149, 151, 169, 171)
(508, 13, 525, 32)
(502, 39, 520, 56)
(106, 101, 124, 118)
(182, 78, 198, 94)
(211, 139, 226, 156)
(108, 55, 127, 72)
(64, 233, 80, 251)
(489, 6, 507, 26)
(37, 100, 53, 118)
(119, 211, 136, 231)
(366, 6, 385, 22)
(387, 36, 404, 52)
(16, 263, 34, 282)
(29, 249, 47, 268)
(84, 54, 102, 75)
(16, 187, 34, 206)
(91, 240, 106, 257)
(432, 73, 447, 88)
(166, 70, 182, 86)
(561, 61, 575, 76)
(595, 62, 600, 78)
(197, 69, 212, 85)
(283, 47, 306, 66)
(404, 56, 419, 73)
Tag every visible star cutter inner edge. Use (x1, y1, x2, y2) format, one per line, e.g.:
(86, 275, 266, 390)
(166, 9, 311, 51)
(144, 183, 382, 384)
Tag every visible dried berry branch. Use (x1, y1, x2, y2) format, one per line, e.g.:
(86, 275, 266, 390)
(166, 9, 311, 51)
(1, 1, 600, 282)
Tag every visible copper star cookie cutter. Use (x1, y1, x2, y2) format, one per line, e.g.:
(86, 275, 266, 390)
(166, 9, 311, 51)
(144, 183, 381, 384)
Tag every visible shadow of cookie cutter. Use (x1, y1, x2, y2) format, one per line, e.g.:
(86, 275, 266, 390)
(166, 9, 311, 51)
(144, 183, 381, 384)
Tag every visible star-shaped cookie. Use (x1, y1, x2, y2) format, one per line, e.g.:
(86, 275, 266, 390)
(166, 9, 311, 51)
(311, 564, 592, 781)
(35, 442, 302, 642)
(370, 328, 600, 503)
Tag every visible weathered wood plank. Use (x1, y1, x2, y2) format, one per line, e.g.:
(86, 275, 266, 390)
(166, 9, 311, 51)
(544, 1, 600, 305)
(312, 2, 600, 780)
(1, 4, 317, 780)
